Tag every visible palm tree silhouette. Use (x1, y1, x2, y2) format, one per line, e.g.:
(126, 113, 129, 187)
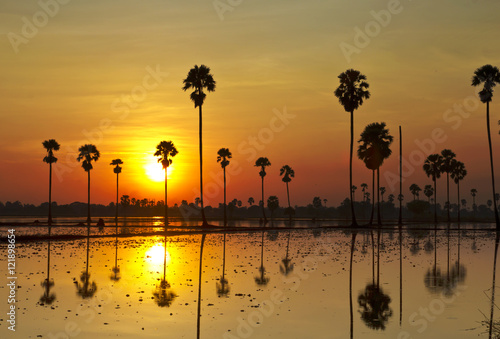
(183, 65, 216, 227)
(409, 184, 421, 201)
(77, 144, 100, 225)
(352, 185, 358, 203)
(424, 185, 434, 204)
(217, 148, 232, 227)
(42, 139, 60, 225)
(197, 234, 207, 339)
(440, 149, 456, 223)
(110, 229, 121, 282)
(280, 230, 294, 276)
(255, 229, 270, 286)
(267, 196, 279, 224)
(40, 226, 55, 305)
(280, 165, 295, 225)
(255, 157, 271, 223)
(450, 160, 467, 223)
(217, 232, 230, 297)
(361, 183, 368, 202)
(334, 69, 370, 227)
(153, 233, 177, 307)
(472, 64, 500, 228)
(471, 188, 478, 220)
(154, 141, 178, 227)
(110, 159, 123, 223)
(76, 235, 97, 299)
(358, 122, 393, 226)
(423, 154, 443, 224)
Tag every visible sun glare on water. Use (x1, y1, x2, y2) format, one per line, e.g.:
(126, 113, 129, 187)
(145, 243, 171, 266)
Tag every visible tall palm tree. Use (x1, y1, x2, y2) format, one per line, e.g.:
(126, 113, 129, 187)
(255, 157, 271, 223)
(280, 165, 295, 224)
(409, 184, 422, 201)
(154, 141, 178, 227)
(110, 159, 123, 223)
(42, 139, 60, 225)
(335, 69, 371, 227)
(440, 149, 456, 223)
(358, 122, 393, 226)
(450, 160, 467, 223)
(423, 154, 443, 224)
(471, 188, 478, 220)
(472, 64, 500, 228)
(424, 185, 434, 203)
(217, 148, 232, 227)
(77, 144, 100, 225)
(183, 65, 216, 227)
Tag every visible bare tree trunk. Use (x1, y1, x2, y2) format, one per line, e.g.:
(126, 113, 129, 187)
(350, 110, 358, 226)
(199, 104, 208, 226)
(486, 102, 500, 228)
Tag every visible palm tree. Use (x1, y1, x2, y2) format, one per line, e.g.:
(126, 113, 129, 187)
(248, 197, 254, 206)
(255, 229, 270, 286)
(450, 160, 467, 223)
(380, 187, 386, 202)
(217, 148, 232, 227)
(471, 188, 478, 220)
(182, 65, 216, 227)
(441, 149, 456, 223)
(423, 154, 443, 224)
(267, 196, 279, 223)
(388, 194, 395, 204)
(42, 139, 60, 225)
(358, 122, 393, 226)
(409, 184, 422, 201)
(280, 165, 295, 224)
(280, 230, 294, 276)
(424, 185, 434, 203)
(351, 185, 358, 203)
(361, 183, 368, 202)
(334, 69, 370, 227)
(255, 157, 271, 223)
(323, 198, 328, 207)
(77, 144, 100, 225)
(472, 65, 500, 228)
(110, 159, 123, 223)
(154, 141, 178, 227)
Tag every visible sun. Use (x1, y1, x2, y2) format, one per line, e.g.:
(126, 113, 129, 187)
(145, 158, 173, 182)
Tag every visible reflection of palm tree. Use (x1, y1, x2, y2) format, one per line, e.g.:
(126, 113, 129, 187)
(153, 233, 177, 307)
(183, 65, 216, 227)
(358, 283, 392, 330)
(440, 149, 456, 223)
(471, 64, 500, 228)
(110, 221, 121, 282)
(217, 148, 232, 228)
(42, 139, 60, 225)
(349, 231, 357, 339)
(255, 157, 271, 223)
(255, 230, 270, 286)
(40, 226, 55, 305)
(110, 159, 123, 223)
(216, 232, 230, 297)
(77, 144, 100, 225)
(424, 229, 445, 294)
(334, 69, 371, 227)
(154, 141, 178, 227)
(488, 231, 500, 338)
(267, 196, 279, 224)
(197, 234, 207, 339)
(280, 230, 294, 276)
(76, 236, 97, 299)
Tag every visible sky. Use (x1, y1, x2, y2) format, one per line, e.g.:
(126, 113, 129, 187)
(0, 0, 499, 208)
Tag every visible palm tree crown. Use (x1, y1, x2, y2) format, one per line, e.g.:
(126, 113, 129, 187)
(154, 141, 178, 170)
(255, 157, 271, 177)
(358, 122, 393, 168)
(450, 160, 467, 184)
(280, 165, 295, 183)
(472, 64, 500, 103)
(182, 65, 216, 107)
(334, 69, 371, 112)
(43, 139, 60, 164)
(217, 148, 232, 168)
(77, 144, 100, 171)
(111, 159, 123, 174)
(423, 154, 443, 181)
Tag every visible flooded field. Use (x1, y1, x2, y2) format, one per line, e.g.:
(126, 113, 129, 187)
(0, 221, 499, 338)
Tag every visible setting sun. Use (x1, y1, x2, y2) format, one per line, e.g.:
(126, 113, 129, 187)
(145, 158, 174, 182)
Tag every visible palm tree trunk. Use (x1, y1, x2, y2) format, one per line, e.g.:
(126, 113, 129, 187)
(377, 227, 380, 288)
(261, 176, 267, 223)
(399, 126, 402, 225)
(457, 181, 461, 223)
(370, 170, 375, 226)
(486, 102, 500, 228)
(115, 173, 119, 223)
(199, 104, 208, 227)
(377, 168, 381, 226)
(87, 171, 91, 225)
(165, 171, 168, 226)
(433, 178, 437, 224)
(197, 234, 206, 339)
(48, 163, 53, 225)
(286, 181, 292, 225)
(349, 110, 358, 226)
(446, 172, 450, 223)
(223, 167, 227, 228)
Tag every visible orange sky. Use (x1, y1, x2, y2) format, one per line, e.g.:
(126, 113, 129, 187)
(0, 0, 499, 207)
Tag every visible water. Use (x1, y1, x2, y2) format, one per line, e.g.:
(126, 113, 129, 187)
(0, 220, 498, 338)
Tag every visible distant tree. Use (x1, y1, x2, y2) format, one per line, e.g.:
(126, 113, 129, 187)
(351, 185, 358, 203)
(110, 159, 123, 222)
(248, 197, 254, 206)
(450, 160, 467, 223)
(379, 187, 386, 202)
(267, 196, 279, 222)
(217, 148, 232, 227)
(440, 149, 456, 223)
(313, 197, 322, 209)
(154, 141, 178, 226)
(388, 194, 395, 204)
(323, 198, 328, 207)
(255, 157, 271, 223)
(361, 183, 368, 202)
(280, 165, 295, 224)
(424, 185, 434, 203)
(471, 188, 478, 219)
(423, 154, 443, 223)
(409, 184, 422, 201)
(77, 144, 100, 225)
(488, 200, 493, 210)
(334, 69, 370, 226)
(183, 64, 216, 227)
(461, 199, 467, 210)
(472, 64, 500, 228)
(42, 139, 60, 225)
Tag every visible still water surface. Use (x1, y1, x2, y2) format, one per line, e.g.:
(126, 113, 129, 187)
(0, 220, 498, 338)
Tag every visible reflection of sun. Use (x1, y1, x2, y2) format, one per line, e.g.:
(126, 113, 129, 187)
(145, 243, 170, 266)
(145, 158, 173, 182)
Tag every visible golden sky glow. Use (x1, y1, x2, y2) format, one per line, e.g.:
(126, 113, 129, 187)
(0, 0, 499, 207)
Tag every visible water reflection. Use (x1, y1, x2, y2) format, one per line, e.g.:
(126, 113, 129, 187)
(487, 231, 500, 338)
(110, 221, 121, 282)
(280, 230, 294, 276)
(255, 229, 270, 286)
(153, 230, 177, 307)
(76, 233, 97, 299)
(197, 234, 206, 339)
(40, 226, 55, 305)
(216, 232, 230, 297)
